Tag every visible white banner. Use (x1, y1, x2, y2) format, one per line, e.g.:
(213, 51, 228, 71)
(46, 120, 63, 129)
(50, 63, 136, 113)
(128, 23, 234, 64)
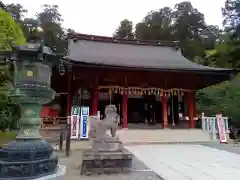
(217, 114, 227, 143)
(70, 115, 80, 139)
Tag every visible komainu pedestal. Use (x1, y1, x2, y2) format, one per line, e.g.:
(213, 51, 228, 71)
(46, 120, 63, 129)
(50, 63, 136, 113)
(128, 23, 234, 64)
(81, 105, 133, 175)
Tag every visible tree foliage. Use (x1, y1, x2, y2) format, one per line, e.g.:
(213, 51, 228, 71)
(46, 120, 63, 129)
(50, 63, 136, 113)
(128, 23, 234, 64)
(113, 0, 240, 122)
(36, 4, 67, 53)
(196, 0, 240, 122)
(114, 1, 219, 61)
(0, 95, 20, 131)
(0, 8, 25, 51)
(113, 19, 134, 39)
(0, 4, 23, 130)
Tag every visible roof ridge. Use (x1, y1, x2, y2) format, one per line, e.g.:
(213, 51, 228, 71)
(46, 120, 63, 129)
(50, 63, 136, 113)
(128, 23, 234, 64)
(67, 33, 179, 47)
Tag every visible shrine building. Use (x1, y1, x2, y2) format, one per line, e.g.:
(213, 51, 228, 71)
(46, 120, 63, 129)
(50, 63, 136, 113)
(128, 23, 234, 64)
(50, 33, 235, 129)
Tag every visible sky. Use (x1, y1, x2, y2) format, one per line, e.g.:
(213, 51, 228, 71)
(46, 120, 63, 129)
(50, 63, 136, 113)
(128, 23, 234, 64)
(4, 0, 226, 36)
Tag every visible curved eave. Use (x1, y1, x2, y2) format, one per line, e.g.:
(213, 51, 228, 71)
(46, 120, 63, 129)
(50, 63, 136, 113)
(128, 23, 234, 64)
(63, 56, 234, 75)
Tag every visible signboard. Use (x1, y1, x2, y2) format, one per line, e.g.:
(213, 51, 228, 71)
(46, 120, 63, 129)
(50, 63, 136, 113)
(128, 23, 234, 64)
(80, 106, 89, 139)
(70, 115, 80, 139)
(71, 106, 80, 116)
(70, 106, 80, 139)
(217, 114, 227, 143)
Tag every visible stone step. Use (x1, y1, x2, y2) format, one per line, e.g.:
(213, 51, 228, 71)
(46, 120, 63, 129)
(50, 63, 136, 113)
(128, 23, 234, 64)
(115, 129, 212, 144)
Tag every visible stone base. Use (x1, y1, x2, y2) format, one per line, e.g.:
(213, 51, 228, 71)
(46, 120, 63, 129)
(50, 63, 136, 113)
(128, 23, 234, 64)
(33, 165, 66, 180)
(0, 139, 58, 179)
(0, 157, 58, 180)
(92, 137, 124, 152)
(80, 148, 133, 175)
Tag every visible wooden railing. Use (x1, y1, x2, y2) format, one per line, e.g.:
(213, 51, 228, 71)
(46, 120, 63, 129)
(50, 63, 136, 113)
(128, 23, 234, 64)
(41, 116, 68, 128)
(40, 118, 71, 156)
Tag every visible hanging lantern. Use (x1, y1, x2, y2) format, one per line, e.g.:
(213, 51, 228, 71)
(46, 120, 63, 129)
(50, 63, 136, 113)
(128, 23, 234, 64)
(123, 88, 126, 94)
(135, 88, 138, 95)
(178, 93, 182, 101)
(134, 88, 137, 95)
(108, 88, 112, 95)
(128, 88, 131, 95)
(120, 88, 123, 94)
(160, 90, 163, 97)
(138, 88, 141, 95)
(125, 88, 128, 94)
(151, 88, 154, 94)
(147, 89, 151, 95)
(176, 90, 179, 95)
(131, 88, 134, 94)
(168, 90, 171, 97)
(143, 89, 146, 95)
(58, 62, 65, 76)
(181, 90, 184, 96)
(136, 88, 139, 95)
(174, 90, 177, 96)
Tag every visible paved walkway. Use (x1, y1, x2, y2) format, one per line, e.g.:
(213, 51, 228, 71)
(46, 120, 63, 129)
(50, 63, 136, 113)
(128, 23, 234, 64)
(125, 144, 240, 180)
(57, 150, 163, 180)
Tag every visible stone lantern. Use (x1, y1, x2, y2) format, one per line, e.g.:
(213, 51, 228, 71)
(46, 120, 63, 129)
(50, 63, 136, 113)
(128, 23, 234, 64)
(0, 29, 59, 179)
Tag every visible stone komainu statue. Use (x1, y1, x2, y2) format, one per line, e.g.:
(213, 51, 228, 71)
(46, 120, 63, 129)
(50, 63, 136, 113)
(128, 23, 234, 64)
(81, 104, 133, 175)
(89, 104, 119, 138)
(88, 105, 122, 151)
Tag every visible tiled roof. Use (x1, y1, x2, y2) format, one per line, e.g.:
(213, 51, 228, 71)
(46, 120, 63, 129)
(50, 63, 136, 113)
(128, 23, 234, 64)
(65, 33, 233, 73)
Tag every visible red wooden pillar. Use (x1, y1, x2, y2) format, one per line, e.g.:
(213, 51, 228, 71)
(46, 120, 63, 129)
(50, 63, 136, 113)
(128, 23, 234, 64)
(193, 92, 196, 117)
(122, 93, 128, 128)
(187, 91, 195, 128)
(66, 71, 72, 117)
(92, 88, 99, 115)
(161, 93, 168, 128)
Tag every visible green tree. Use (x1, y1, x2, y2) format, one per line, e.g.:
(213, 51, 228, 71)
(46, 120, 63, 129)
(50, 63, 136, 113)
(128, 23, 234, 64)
(5, 3, 32, 40)
(0, 4, 23, 130)
(171, 1, 206, 41)
(0, 95, 20, 131)
(135, 7, 174, 41)
(196, 0, 240, 123)
(0, 7, 25, 51)
(36, 4, 67, 53)
(6, 3, 27, 22)
(113, 19, 134, 39)
(222, 0, 240, 33)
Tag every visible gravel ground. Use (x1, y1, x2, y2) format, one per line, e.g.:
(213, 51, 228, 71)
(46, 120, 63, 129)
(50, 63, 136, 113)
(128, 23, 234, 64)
(55, 150, 164, 180)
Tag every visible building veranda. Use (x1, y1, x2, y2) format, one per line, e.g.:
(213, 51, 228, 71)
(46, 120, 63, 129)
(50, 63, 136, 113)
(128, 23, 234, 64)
(49, 33, 235, 129)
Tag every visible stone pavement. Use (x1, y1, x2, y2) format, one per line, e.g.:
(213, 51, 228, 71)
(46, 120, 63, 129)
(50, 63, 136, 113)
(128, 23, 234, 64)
(56, 150, 163, 180)
(125, 144, 240, 180)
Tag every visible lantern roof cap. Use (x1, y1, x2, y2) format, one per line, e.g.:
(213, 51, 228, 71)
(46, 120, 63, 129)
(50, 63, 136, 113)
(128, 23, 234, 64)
(10, 41, 56, 56)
